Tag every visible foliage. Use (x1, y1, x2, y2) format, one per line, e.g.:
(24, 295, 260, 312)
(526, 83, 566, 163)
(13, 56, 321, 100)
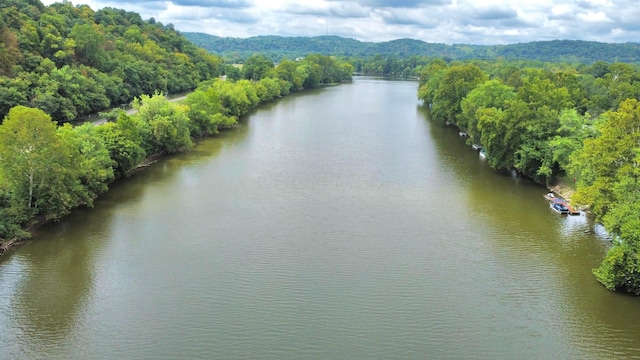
(184, 33, 640, 64)
(0, 0, 223, 123)
(56, 123, 115, 206)
(133, 92, 193, 154)
(0, 106, 84, 237)
(460, 79, 515, 139)
(242, 54, 274, 81)
(0, 26, 352, 239)
(430, 64, 488, 124)
(415, 57, 640, 293)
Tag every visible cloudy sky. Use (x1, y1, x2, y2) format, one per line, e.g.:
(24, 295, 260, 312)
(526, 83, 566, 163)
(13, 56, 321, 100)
(41, 0, 639, 45)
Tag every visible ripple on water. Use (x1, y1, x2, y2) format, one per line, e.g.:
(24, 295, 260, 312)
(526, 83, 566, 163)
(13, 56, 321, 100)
(2, 78, 640, 359)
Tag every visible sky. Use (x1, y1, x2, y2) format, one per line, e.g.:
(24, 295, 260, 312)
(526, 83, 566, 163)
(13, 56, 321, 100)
(40, 0, 640, 45)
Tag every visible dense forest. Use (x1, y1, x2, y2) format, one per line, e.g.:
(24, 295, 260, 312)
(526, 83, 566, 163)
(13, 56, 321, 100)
(417, 59, 640, 294)
(185, 33, 640, 64)
(0, 0, 222, 124)
(0, 1, 352, 247)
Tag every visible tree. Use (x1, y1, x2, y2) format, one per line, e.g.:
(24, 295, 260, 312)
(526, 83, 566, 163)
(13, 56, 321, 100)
(224, 64, 242, 82)
(57, 123, 115, 205)
(548, 109, 590, 173)
(242, 54, 274, 81)
(460, 79, 515, 139)
(95, 115, 146, 177)
(417, 59, 447, 105)
(69, 23, 106, 68)
(570, 99, 640, 293)
(132, 92, 193, 154)
(431, 64, 487, 125)
(0, 106, 81, 220)
(571, 98, 640, 222)
(185, 85, 224, 136)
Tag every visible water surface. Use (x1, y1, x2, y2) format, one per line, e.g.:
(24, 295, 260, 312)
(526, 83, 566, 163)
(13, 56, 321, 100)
(1, 77, 639, 359)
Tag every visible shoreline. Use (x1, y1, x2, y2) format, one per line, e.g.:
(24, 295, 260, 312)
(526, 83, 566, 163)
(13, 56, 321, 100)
(547, 182, 575, 202)
(0, 150, 171, 257)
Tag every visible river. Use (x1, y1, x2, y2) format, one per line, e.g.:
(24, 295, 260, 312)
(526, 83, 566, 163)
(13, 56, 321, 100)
(1, 77, 639, 359)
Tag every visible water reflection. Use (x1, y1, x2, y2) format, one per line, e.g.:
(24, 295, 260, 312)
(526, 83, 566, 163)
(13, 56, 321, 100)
(2, 78, 640, 359)
(1, 206, 113, 358)
(419, 105, 640, 358)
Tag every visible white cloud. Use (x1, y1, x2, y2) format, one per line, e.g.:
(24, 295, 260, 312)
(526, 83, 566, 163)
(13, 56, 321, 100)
(577, 10, 613, 22)
(39, 0, 640, 44)
(551, 4, 573, 17)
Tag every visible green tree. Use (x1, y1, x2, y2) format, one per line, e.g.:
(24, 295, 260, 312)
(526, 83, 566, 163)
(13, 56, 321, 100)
(417, 59, 447, 105)
(132, 92, 193, 154)
(57, 123, 115, 205)
(571, 98, 640, 221)
(548, 109, 590, 173)
(0, 106, 81, 219)
(242, 54, 274, 81)
(95, 114, 146, 177)
(215, 80, 251, 117)
(224, 64, 242, 82)
(431, 64, 487, 125)
(571, 99, 640, 293)
(69, 23, 105, 68)
(460, 79, 515, 139)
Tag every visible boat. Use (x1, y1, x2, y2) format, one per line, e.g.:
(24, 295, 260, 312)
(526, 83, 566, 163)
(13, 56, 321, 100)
(544, 193, 580, 215)
(445, 121, 452, 126)
(471, 144, 482, 151)
(551, 201, 570, 214)
(459, 131, 468, 137)
(479, 149, 487, 159)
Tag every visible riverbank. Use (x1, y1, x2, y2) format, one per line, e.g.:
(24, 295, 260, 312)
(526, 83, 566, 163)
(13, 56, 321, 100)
(548, 182, 575, 202)
(0, 146, 193, 257)
(546, 180, 589, 214)
(0, 80, 351, 257)
(0, 238, 21, 254)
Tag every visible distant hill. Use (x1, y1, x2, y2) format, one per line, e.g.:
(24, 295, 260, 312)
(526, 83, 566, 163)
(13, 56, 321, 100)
(183, 33, 640, 63)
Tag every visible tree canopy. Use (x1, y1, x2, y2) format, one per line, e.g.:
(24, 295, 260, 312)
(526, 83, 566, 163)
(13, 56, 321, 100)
(0, 0, 223, 124)
(0, 36, 351, 242)
(418, 58, 640, 294)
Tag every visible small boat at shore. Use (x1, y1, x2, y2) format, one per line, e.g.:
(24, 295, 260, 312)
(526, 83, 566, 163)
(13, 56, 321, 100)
(551, 201, 570, 214)
(471, 144, 482, 151)
(459, 131, 468, 137)
(544, 193, 580, 215)
(479, 149, 487, 159)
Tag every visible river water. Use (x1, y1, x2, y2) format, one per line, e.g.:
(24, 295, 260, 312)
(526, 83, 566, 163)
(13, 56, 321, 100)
(1, 77, 640, 359)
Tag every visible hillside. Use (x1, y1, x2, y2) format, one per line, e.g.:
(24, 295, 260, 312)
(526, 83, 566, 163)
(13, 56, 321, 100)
(184, 33, 640, 64)
(0, 0, 222, 123)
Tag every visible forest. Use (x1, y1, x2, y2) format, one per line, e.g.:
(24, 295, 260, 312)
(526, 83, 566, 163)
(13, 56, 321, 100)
(185, 32, 640, 64)
(0, 0, 352, 246)
(417, 59, 640, 294)
(0, 0, 222, 123)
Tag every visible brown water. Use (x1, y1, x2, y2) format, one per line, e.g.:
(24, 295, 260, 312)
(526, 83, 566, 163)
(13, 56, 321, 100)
(1, 77, 639, 359)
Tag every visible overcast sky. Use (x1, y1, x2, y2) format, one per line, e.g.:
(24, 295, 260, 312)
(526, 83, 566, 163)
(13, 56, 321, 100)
(41, 0, 639, 45)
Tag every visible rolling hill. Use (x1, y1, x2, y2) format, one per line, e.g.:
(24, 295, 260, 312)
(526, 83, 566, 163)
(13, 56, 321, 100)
(183, 33, 640, 63)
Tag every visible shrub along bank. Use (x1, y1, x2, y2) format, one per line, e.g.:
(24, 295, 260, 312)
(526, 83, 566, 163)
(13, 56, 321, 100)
(418, 58, 640, 294)
(0, 54, 353, 249)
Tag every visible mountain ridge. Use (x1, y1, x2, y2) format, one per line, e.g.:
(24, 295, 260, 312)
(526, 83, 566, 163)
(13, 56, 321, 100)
(183, 33, 640, 63)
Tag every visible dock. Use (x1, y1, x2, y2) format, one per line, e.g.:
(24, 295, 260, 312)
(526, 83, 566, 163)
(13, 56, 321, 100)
(544, 193, 580, 215)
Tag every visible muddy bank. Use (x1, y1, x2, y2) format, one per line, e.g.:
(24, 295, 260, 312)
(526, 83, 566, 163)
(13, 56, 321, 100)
(0, 237, 23, 256)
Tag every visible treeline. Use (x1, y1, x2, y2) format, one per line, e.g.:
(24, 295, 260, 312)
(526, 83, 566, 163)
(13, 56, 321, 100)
(0, 0, 222, 123)
(184, 32, 640, 64)
(418, 59, 640, 294)
(0, 53, 352, 241)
